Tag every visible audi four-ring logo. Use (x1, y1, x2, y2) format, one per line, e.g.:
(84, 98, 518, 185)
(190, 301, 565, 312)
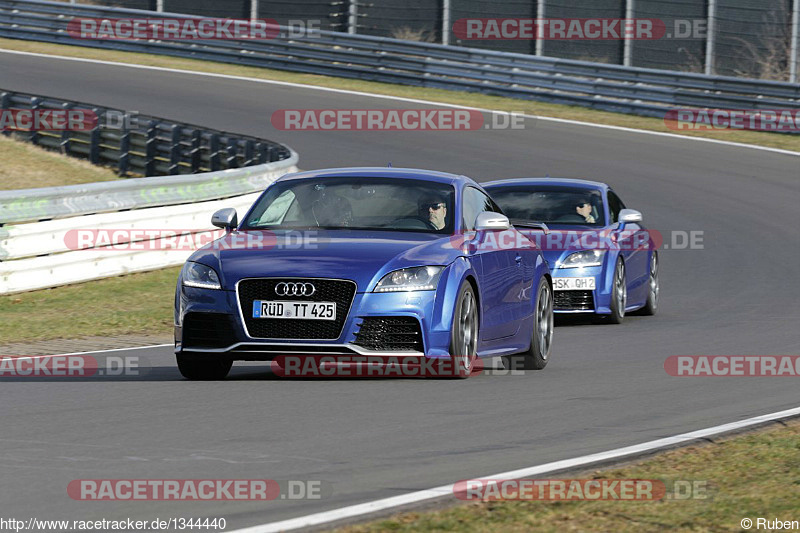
(275, 282, 316, 297)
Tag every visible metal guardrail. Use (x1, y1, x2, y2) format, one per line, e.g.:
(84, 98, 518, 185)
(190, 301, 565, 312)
(1, 88, 292, 178)
(0, 0, 798, 119)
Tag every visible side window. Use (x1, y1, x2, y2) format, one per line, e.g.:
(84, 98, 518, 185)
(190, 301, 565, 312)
(607, 191, 624, 224)
(462, 187, 495, 231)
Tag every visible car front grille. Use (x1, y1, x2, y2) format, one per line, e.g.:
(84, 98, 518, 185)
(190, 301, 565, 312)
(554, 290, 595, 311)
(237, 278, 356, 340)
(353, 317, 424, 352)
(182, 312, 238, 349)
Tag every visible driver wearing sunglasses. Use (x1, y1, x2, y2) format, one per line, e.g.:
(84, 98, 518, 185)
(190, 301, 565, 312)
(576, 197, 596, 224)
(418, 195, 448, 230)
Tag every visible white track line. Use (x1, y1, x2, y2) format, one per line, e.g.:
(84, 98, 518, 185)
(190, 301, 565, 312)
(1, 344, 172, 358)
(228, 405, 800, 532)
(1, 49, 799, 158)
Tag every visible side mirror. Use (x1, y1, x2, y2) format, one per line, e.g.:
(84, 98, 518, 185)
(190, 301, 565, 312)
(619, 209, 642, 224)
(475, 211, 510, 231)
(211, 208, 238, 231)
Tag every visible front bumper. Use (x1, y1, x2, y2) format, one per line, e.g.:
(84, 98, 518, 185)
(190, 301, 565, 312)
(551, 266, 613, 314)
(175, 283, 453, 359)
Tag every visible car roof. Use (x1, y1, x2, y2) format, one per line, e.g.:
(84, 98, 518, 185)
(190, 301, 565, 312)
(483, 177, 609, 191)
(277, 167, 474, 186)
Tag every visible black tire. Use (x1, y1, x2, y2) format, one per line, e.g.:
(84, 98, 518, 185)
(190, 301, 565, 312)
(176, 353, 232, 381)
(448, 281, 478, 379)
(503, 278, 553, 371)
(637, 251, 659, 316)
(606, 258, 627, 324)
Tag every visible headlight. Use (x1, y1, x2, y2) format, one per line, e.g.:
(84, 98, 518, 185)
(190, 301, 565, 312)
(559, 250, 605, 268)
(182, 262, 222, 290)
(374, 266, 444, 292)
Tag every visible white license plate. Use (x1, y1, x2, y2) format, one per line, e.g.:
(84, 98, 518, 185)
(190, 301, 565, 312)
(252, 300, 336, 320)
(553, 277, 596, 291)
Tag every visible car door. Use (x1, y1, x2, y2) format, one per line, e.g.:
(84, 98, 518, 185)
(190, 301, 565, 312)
(608, 190, 648, 304)
(462, 187, 524, 341)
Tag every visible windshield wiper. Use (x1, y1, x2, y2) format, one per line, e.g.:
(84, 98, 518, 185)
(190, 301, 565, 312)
(510, 220, 550, 234)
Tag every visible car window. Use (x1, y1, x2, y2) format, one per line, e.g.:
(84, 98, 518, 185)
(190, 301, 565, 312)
(462, 187, 498, 231)
(488, 186, 606, 226)
(243, 177, 455, 233)
(607, 190, 625, 224)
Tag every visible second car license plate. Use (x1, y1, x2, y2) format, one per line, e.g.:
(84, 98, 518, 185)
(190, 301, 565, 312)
(252, 300, 336, 320)
(553, 277, 596, 291)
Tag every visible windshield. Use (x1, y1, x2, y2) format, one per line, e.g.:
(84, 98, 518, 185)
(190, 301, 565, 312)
(488, 186, 606, 226)
(243, 177, 456, 233)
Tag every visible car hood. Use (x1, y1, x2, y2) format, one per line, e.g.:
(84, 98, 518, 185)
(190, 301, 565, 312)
(188, 229, 461, 291)
(516, 224, 611, 270)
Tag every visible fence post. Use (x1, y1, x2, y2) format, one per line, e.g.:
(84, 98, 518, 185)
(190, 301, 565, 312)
(348, 0, 357, 34)
(251, 0, 258, 21)
(441, 0, 450, 45)
(118, 126, 130, 176)
(29, 97, 41, 146)
(89, 125, 101, 165)
(209, 133, 221, 171)
(536, 0, 545, 56)
(60, 102, 72, 155)
(169, 125, 181, 175)
(190, 129, 201, 172)
(623, 0, 634, 66)
(791, 0, 799, 83)
(145, 120, 157, 176)
(704, 0, 716, 75)
(226, 139, 239, 168)
(1, 93, 10, 138)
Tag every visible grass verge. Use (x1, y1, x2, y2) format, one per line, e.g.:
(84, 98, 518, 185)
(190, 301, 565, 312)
(0, 267, 178, 344)
(0, 134, 119, 189)
(2, 38, 799, 153)
(339, 419, 800, 532)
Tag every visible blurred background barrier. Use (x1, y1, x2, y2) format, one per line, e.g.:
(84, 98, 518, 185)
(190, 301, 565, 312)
(1, 0, 797, 125)
(31, 0, 800, 81)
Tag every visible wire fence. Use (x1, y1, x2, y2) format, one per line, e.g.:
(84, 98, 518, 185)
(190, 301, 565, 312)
(55, 0, 800, 81)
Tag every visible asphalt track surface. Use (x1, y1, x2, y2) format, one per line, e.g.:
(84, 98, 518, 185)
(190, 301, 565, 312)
(1, 51, 799, 530)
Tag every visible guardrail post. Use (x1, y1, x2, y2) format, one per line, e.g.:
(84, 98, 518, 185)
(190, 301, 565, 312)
(118, 125, 130, 176)
(251, 0, 259, 21)
(156, 0, 164, 12)
(209, 133, 221, 171)
(169, 124, 181, 175)
(89, 124, 101, 165)
(29, 97, 41, 146)
(145, 120, 158, 176)
(791, 0, 799, 83)
(190, 129, 201, 172)
(227, 138, 239, 168)
(60, 102, 72, 155)
(244, 140, 255, 166)
(1, 92, 10, 138)
(704, 0, 716, 75)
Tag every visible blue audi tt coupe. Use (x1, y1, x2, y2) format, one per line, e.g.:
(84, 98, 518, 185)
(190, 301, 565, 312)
(484, 178, 659, 324)
(175, 168, 553, 380)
